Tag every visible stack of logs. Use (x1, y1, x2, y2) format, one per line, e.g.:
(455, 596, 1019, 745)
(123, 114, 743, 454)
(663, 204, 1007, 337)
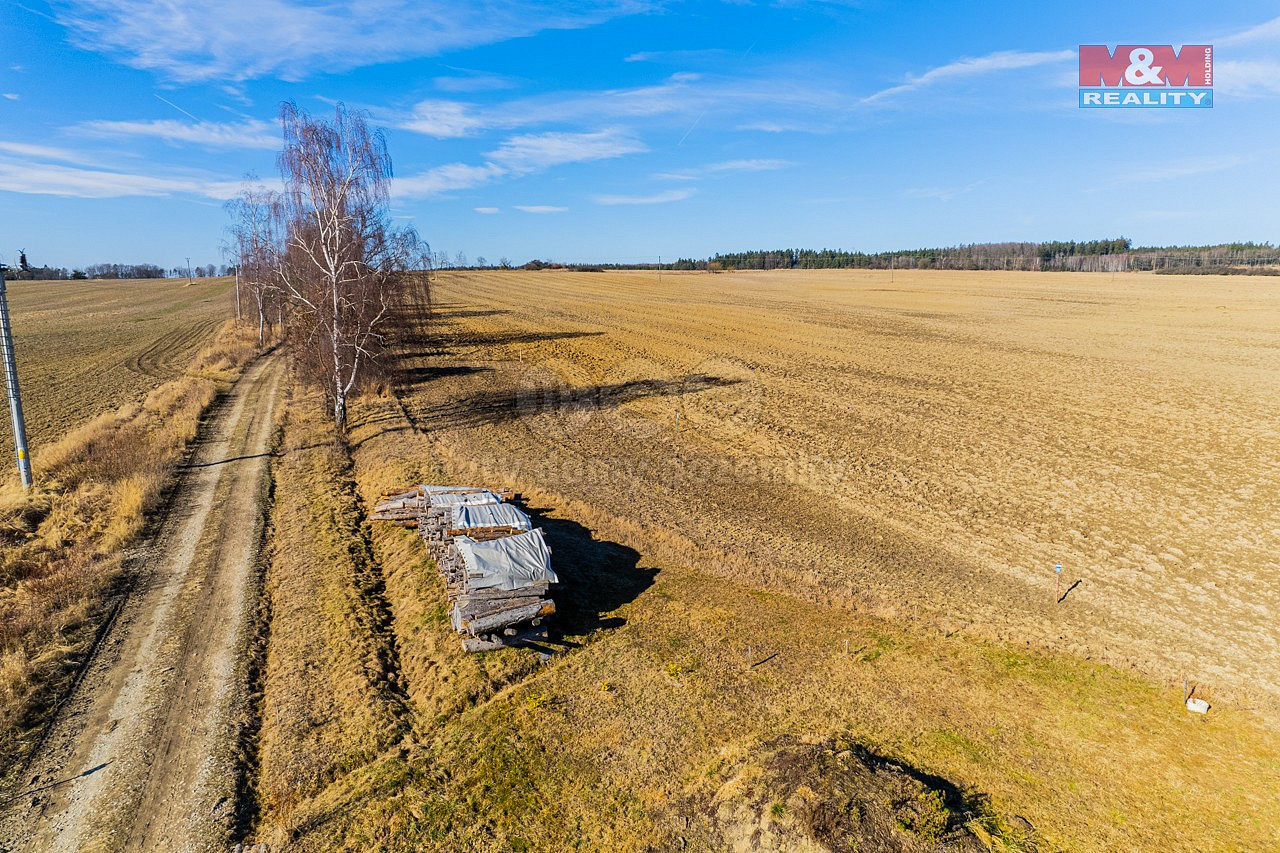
(371, 485, 557, 652)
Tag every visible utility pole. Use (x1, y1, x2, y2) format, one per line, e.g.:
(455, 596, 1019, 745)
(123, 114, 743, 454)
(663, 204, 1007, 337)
(0, 262, 33, 489)
(186, 257, 193, 285)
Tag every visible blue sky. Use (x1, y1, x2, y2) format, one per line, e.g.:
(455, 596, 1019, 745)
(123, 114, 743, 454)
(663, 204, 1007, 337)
(2, 0, 1278, 268)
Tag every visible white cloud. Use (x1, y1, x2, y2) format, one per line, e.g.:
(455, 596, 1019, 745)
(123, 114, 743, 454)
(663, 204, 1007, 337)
(860, 49, 1075, 104)
(0, 160, 239, 199)
(624, 48, 731, 63)
(736, 120, 807, 133)
(400, 100, 489, 138)
(654, 158, 791, 180)
(392, 162, 505, 199)
(514, 205, 567, 213)
(435, 72, 519, 93)
(1095, 156, 1246, 190)
(74, 118, 279, 148)
(49, 0, 650, 82)
(0, 140, 100, 165)
(1217, 15, 1280, 46)
(474, 206, 500, 213)
(903, 180, 983, 201)
(394, 72, 839, 139)
(1, 93, 18, 101)
(1214, 60, 1280, 97)
(594, 188, 695, 205)
(392, 129, 644, 200)
(487, 129, 646, 172)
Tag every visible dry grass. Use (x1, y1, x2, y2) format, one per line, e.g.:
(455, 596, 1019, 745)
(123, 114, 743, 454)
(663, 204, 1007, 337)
(3, 276, 234, 454)
(253, 388, 410, 843)
(0, 320, 259, 785)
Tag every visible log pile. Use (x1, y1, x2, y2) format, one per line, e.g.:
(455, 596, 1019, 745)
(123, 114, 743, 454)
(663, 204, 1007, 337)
(372, 485, 556, 652)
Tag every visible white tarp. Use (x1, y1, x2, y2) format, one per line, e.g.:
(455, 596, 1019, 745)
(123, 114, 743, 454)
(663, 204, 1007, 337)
(429, 490, 502, 508)
(451, 503, 533, 531)
(456, 529, 558, 590)
(420, 484, 488, 494)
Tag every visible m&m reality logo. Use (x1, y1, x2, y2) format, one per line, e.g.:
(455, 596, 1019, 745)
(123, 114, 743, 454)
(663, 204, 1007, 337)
(1079, 44, 1213, 108)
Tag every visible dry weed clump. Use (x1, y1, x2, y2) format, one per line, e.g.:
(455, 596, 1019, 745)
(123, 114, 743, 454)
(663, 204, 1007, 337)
(0, 321, 260, 785)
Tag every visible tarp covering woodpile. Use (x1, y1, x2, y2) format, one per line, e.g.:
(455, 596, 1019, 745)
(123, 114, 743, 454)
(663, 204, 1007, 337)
(428, 490, 503, 507)
(370, 483, 555, 652)
(456, 529, 557, 590)
(451, 503, 534, 532)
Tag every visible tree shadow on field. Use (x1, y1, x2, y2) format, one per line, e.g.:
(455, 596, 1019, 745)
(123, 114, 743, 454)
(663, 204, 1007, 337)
(401, 364, 493, 384)
(406, 328, 605, 360)
(409, 373, 740, 430)
(429, 304, 511, 320)
(513, 499, 658, 644)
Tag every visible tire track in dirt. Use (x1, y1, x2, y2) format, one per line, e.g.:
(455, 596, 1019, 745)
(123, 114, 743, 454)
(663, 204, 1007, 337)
(123, 318, 223, 379)
(0, 354, 283, 853)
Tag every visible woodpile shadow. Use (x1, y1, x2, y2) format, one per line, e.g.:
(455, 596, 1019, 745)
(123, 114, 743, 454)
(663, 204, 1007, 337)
(514, 500, 657, 643)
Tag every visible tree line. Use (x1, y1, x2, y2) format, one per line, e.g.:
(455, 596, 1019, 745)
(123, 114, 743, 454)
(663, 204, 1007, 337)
(670, 240, 1279, 273)
(2, 252, 226, 281)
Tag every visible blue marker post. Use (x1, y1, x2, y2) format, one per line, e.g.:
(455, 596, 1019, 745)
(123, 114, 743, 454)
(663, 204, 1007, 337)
(1054, 563, 1063, 602)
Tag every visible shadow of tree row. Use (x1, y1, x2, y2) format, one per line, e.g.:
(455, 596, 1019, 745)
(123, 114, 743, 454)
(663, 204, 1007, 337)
(408, 373, 740, 429)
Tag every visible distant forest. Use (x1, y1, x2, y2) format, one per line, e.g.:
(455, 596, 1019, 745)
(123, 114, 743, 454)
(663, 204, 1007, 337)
(670, 240, 1280, 274)
(9, 240, 1280, 279)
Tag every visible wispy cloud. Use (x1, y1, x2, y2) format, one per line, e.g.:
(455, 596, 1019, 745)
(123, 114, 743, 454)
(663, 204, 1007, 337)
(400, 100, 489, 138)
(74, 118, 279, 148)
(736, 120, 809, 133)
(49, 0, 650, 82)
(487, 129, 645, 171)
(397, 72, 843, 138)
(654, 158, 791, 180)
(435, 71, 520, 93)
(514, 204, 567, 213)
(1217, 14, 1280, 46)
(860, 49, 1074, 104)
(0, 159, 239, 199)
(625, 48, 731, 63)
(594, 188, 694, 205)
(393, 129, 645, 199)
(0, 140, 100, 166)
(392, 163, 505, 199)
(903, 180, 983, 201)
(1104, 155, 1246, 187)
(474, 206, 500, 213)
(1, 93, 18, 101)
(1214, 60, 1280, 98)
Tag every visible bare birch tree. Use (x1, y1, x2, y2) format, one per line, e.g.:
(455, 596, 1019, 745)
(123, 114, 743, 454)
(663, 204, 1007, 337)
(227, 181, 282, 346)
(274, 102, 429, 432)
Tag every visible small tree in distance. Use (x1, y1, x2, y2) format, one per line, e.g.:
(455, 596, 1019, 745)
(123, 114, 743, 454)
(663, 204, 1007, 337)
(273, 101, 430, 432)
(226, 180, 282, 346)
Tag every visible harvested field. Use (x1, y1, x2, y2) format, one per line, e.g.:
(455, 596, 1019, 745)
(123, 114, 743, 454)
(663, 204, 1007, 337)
(402, 269, 1280, 707)
(241, 378, 1280, 851)
(3, 277, 233, 454)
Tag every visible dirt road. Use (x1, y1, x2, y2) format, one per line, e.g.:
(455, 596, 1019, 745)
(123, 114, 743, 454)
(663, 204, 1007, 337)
(1, 355, 282, 852)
